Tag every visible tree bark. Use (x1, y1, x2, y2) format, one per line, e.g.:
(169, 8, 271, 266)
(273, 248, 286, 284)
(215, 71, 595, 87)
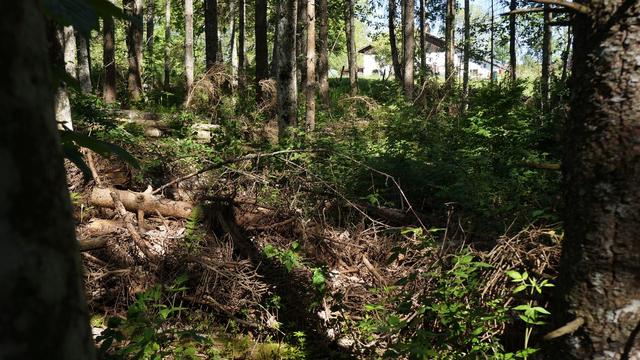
(541, 4, 551, 113)
(103, 6, 117, 103)
(296, 0, 307, 86)
(558, 0, 640, 358)
(318, 0, 330, 106)
(276, 0, 298, 139)
(402, 0, 415, 98)
(462, 0, 469, 112)
(345, 0, 357, 96)
(0, 1, 94, 358)
(238, 0, 246, 90)
(91, 187, 194, 219)
(419, 0, 426, 83)
(388, 0, 402, 81)
(205, 0, 219, 69)
(146, 0, 155, 68)
(164, 0, 171, 90)
(255, 0, 268, 102)
(52, 25, 76, 130)
(305, 0, 316, 131)
(490, 0, 494, 83)
(509, 0, 516, 81)
(184, 0, 194, 97)
(125, 0, 144, 101)
(75, 30, 93, 93)
(444, 0, 455, 84)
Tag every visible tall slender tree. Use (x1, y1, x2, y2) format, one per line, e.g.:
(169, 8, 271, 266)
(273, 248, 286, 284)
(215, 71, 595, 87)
(318, 0, 330, 106)
(305, 0, 316, 131)
(345, 0, 357, 96)
(205, 0, 219, 69)
(489, 0, 494, 83)
(53, 25, 76, 130)
(0, 2, 95, 357)
(164, 0, 171, 90)
(255, 0, 269, 101)
(444, 0, 455, 84)
(146, 0, 155, 66)
(124, 0, 144, 101)
(276, 0, 298, 139)
(296, 0, 307, 85)
(76, 30, 92, 93)
(462, 0, 470, 112)
(508, 0, 516, 81)
(419, 0, 426, 83)
(388, 0, 402, 81)
(402, 0, 415, 98)
(184, 0, 194, 97)
(558, 0, 640, 357)
(238, 0, 246, 89)
(103, 3, 117, 103)
(540, 4, 551, 113)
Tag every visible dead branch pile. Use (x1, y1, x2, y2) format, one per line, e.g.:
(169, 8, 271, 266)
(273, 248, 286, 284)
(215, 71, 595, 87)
(184, 64, 234, 112)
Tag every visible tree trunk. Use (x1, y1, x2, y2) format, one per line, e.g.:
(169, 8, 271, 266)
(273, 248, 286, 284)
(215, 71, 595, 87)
(444, 0, 455, 84)
(541, 4, 551, 113)
(318, 0, 330, 106)
(419, 0, 426, 83)
(255, 0, 268, 102)
(388, 0, 402, 81)
(103, 3, 117, 103)
(305, 0, 316, 131)
(489, 0, 494, 83)
(146, 0, 155, 68)
(76, 30, 93, 94)
(296, 0, 307, 86)
(164, 0, 171, 90)
(63, 26, 78, 78)
(125, 0, 144, 101)
(90, 187, 194, 219)
(558, 0, 640, 358)
(560, 27, 571, 84)
(0, 2, 94, 358)
(462, 0, 469, 113)
(509, 0, 516, 81)
(237, 0, 246, 90)
(345, 0, 357, 96)
(205, 0, 219, 69)
(184, 0, 194, 97)
(402, 0, 414, 98)
(54, 25, 76, 130)
(276, 0, 298, 139)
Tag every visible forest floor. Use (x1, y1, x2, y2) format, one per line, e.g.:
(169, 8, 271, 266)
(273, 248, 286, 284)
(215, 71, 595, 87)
(68, 77, 565, 359)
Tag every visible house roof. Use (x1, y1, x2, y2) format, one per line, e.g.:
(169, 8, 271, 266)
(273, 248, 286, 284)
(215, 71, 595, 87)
(358, 45, 375, 54)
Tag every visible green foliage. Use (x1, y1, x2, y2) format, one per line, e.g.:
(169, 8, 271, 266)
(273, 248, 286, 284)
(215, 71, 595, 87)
(263, 242, 301, 272)
(97, 276, 209, 360)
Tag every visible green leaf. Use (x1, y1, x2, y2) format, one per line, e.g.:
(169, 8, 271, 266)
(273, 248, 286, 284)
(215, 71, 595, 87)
(62, 142, 92, 180)
(60, 131, 140, 168)
(532, 307, 551, 315)
(513, 284, 528, 294)
(506, 270, 523, 281)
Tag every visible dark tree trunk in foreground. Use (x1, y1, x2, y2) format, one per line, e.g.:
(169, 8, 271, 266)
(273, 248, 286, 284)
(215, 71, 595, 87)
(276, 0, 298, 139)
(184, 0, 194, 96)
(402, 0, 414, 98)
(444, 0, 455, 84)
(541, 4, 551, 113)
(462, 0, 469, 112)
(205, 0, 219, 69)
(388, 0, 402, 81)
(255, 0, 268, 101)
(346, 0, 357, 96)
(318, 0, 330, 106)
(0, 1, 94, 358)
(509, 0, 516, 81)
(164, 0, 171, 90)
(103, 6, 117, 103)
(305, 0, 316, 131)
(125, 0, 144, 101)
(76, 30, 93, 93)
(558, 0, 640, 358)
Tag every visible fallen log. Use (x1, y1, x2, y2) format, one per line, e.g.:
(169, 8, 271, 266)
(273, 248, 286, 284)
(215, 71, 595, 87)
(78, 237, 108, 251)
(91, 187, 193, 219)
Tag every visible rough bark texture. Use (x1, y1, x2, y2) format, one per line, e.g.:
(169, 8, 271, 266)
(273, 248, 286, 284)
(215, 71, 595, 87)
(184, 0, 194, 96)
(305, 0, 316, 131)
(125, 0, 144, 101)
(0, 1, 95, 358)
(146, 0, 155, 66)
(296, 0, 307, 86)
(345, 0, 357, 96)
(75, 30, 92, 93)
(541, 4, 551, 113)
(489, 0, 494, 82)
(238, 0, 246, 89)
(103, 1, 117, 103)
(444, 0, 455, 83)
(318, 0, 330, 106)
(388, 0, 402, 81)
(91, 188, 194, 219)
(51, 25, 75, 130)
(276, 0, 298, 139)
(559, 0, 640, 358)
(163, 0, 171, 90)
(255, 0, 268, 101)
(205, 0, 219, 69)
(419, 0, 426, 82)
(402, 0, 415, 98)
(462, 0, 470, 112)
(509, 0, 516, 81)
